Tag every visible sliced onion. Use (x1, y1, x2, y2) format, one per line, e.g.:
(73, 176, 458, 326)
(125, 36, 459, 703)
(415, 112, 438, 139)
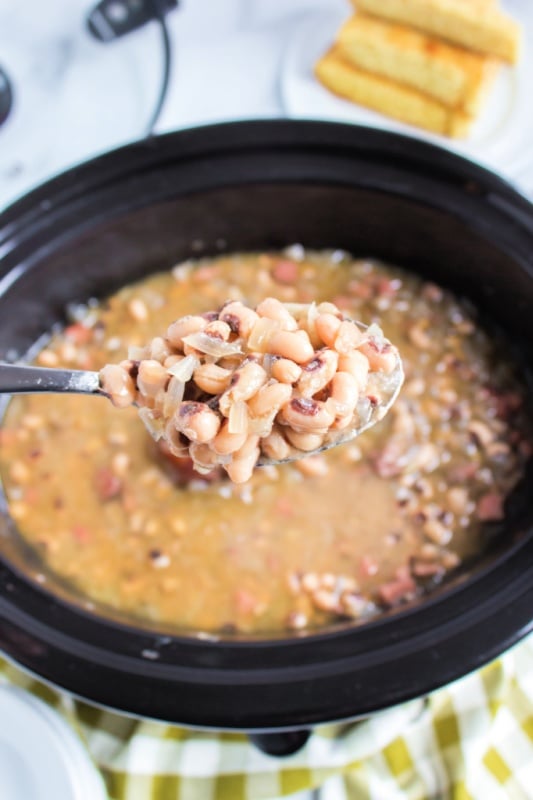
(247, 317, 281, 352)
(163, 377, 185, 417)
(361, 322, 386, 346)
(164, 421, 189, 457)
(167, 354, 199, 381)
(282, 302, 309, 319)
(228, 400, 248, 434)
(181, 332, 242, 358)
(138, 407, 165, 440)
(262, 353, 276, 375)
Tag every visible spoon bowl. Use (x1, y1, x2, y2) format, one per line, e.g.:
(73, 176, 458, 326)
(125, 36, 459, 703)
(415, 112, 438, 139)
(0, 304, 404, 482)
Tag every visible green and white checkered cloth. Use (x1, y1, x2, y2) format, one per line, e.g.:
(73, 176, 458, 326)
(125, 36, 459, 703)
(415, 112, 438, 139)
(1, 635, 532, 800)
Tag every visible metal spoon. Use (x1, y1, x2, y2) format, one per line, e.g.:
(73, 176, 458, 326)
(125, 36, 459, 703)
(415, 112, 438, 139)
(0, 356, 404, 467)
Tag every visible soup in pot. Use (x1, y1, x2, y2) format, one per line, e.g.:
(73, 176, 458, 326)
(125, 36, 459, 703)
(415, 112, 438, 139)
(0, 249, 531, 635)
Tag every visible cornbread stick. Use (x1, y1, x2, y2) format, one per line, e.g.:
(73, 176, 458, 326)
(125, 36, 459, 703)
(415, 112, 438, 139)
(354, 0, 521, 63)
(338, 14, 499, 115)
(315, 48, 472, 138)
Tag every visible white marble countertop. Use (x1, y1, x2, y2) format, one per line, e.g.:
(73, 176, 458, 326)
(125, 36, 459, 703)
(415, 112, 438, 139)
(0, 3, 531, 799)
(0, 0, 336, 211)
(1, 0, 532, 212)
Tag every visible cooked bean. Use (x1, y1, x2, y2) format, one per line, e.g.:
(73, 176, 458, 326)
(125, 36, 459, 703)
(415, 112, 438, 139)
(279, 398, 335, 432)
(333, 320, 364, 354)
(296, 349, 338, 397)
(219, 301, 259, 338)
(234, 434, 261, 461)
(204, 320, 231, 340)
(315, 313, 341, 347)
(194, 363, 232, 394)
(100, 364, 136, 408)
(271, 358, 302, 384)
(174, 402, 221, 443)
(166, 315, 206, 349)
(328, 371, 359, 417)
(261, 427, 292, 461)
(128, 298, 148, 322)
(228, 362, 268, 402)
(357, 338, 397, 374)
(212, 420, 248, 455)
(256, 297, 298, 330)
(149, 337, 171, 361)
(337, 351, 369, 391)
(423, 519, 452, 546)
(9, 461, 30, 484)
(284, 429, 324, 452)
(446, 487, 469, 515)
(225, 450, 259, 483)
(268, 330, 314, 364)
(247, 382, 292, 418)
(137, 360, 169, 398)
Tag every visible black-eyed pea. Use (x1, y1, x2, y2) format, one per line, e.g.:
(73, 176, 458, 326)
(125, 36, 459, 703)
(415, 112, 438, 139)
(255, 297, 298, 331)
(247, 382, 292, 418)
(225, 450, 259, 483)
(286, 611, 308, 630)
(296, 349, 338, 397)
(280, 398, 335, 432)
(423, 519, 452, 546)
(229, 362, 268, 402)
(270, 358, 302, 384)
(329, 371, 359, 417)
(99, 364, 136, 408)
(128, 298, 148, 322)
(317, 302, 343, 316)
(261, 427, 292, 461)
(446, 487, 469, 515)
(337, 351, 369, 392)
(9, 461, 30, 484)
(137, 359, 169, 398)
(166, 316, 206, 349)
(204, 320, 232, 341)
(37, 349, 59, 367)
(174, 402, 221, 443)
(268, 330, 314, 364)
(333, 320, 364, 354)
(284, 429, 324, 452)
(212, 420, 248, 455)
(315, 313, 341, 347)
(149, 336, 171, 362)
(329, 412, 354, 431)
(357, 339, 397, 374)
(219, 301, 259, 338)
(194, 363, 232, 395)
(234, 434, 261, 461)
(164, 354, 184, 370)
(312, 589, 340, 613)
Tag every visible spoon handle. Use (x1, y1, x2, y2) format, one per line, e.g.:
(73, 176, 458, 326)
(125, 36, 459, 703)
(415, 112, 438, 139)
(0, 363, 101, 396)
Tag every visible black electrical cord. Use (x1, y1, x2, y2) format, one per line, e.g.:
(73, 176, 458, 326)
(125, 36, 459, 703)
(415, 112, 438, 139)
(145, 6, 173, 136)
(86, 0, 176, 138)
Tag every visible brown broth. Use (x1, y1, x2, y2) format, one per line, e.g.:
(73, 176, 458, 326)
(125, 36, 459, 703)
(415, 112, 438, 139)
(0, 251, 531, 634)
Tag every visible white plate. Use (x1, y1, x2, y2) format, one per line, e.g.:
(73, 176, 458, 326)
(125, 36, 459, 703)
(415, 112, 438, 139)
(281, 1, 533, 197)
(0, 684, 107, 800)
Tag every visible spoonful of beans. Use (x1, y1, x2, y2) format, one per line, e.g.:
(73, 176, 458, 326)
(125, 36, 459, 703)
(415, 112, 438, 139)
(0, 298, 403, 482)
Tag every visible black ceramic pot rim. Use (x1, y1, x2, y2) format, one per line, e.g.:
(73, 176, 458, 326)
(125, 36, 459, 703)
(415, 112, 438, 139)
(0, 120, 532, 730)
